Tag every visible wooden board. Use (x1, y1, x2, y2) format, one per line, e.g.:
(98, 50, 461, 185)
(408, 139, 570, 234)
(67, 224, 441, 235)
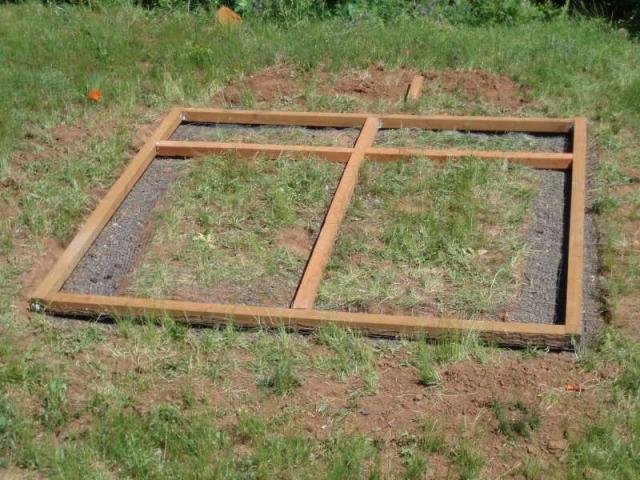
(564, 117, 587, 335)
(31, 107, 584, 349)
(182, 108, 574, 133)
(406, 75, 424, 102)
(292, 117, 380, 309)
(157, 140, 572, 169)
(40, 292, 573, 349)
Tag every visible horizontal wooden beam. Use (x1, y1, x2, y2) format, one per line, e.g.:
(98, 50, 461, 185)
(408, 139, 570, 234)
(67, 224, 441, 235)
(37, 292, 573, 349)
(366, 148, 573, 169)
(157, 141, 571, 169)
(157, 140, 353, 163)
(182, 108, 574, 133)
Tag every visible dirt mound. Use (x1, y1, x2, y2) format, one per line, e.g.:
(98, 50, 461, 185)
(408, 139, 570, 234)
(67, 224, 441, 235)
(211, 64, 302, 106)
(423, 69, 530, 110)
(319, 64, 418, 102)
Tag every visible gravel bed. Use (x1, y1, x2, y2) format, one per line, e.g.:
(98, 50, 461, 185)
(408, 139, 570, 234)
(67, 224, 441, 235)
(62, 158, 187, 295)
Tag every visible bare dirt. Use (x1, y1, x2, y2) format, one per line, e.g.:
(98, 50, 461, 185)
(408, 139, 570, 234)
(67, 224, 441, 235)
(422, 69, 532, 110)
(209, 64, 531, 112)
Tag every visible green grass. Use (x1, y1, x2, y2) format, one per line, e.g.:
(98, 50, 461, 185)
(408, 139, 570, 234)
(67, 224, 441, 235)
(375, 129, 566, 152)
(316, 158, 539, 318)
(128, 154, 342, 306)
(175, 124, 360, 146)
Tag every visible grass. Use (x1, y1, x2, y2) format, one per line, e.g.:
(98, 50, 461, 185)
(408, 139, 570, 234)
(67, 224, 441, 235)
(128, 154, 342, 306)
(375, 129, 566, 152)
(1, 2, 640, 478)
(316, 158, 539, 318)
(174, 124, 361, 146)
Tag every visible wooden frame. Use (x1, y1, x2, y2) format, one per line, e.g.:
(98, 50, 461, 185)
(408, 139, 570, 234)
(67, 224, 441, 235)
(31, 108, 586, 348)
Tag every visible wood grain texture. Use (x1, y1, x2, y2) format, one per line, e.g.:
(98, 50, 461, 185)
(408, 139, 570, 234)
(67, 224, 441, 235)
(564, 118, 586, 335)
(406, 75, 424, 102)
(156, 140, 353, 162)
(365, 147, 573, 169)
(182, 108, 574, 133)
(291, 117, 380, 309)
(32, 108, 183, 300)
(39, 292, 573, 349)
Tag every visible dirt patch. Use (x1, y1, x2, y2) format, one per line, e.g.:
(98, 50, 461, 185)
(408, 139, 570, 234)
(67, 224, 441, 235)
(211, 64, 302, 107)
(423, 69, 531, 110)
(318, 64, 418, 102)
(277, 227, 313, 257)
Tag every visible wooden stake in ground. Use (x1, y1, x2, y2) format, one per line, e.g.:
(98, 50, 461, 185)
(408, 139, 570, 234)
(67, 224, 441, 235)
(406, 75, 424, 103)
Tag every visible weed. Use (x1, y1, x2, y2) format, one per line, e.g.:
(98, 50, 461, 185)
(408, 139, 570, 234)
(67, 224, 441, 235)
(41, 378, 69, 431)
(490, 398, 540, 440)
(451, 440, 485, 480)
(411, 342, 441, 387)
(315, 323, 378, 392)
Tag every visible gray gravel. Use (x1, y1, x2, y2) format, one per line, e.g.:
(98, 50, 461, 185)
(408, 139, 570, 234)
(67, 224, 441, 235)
(62, 158, 187, 295)
(511, 169, 569, 324)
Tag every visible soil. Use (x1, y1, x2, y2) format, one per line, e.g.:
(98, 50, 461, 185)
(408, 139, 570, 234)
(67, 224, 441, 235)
(277, 227, 314, 257)
(209, 64, 531, 112)
(317, 64, 418, 103)
(423, 69, 532, 111)
(211, 63, 302, 106)
(62, 158, 187, 295)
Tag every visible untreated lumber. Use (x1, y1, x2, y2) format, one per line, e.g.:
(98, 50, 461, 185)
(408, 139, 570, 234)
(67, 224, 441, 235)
(182, 108, 574, 133)
(406, 75, 424, 102)
(157, 141, 571, 169)
(365, 147, 573, 169)
(38, 292, 574, 349)
(292, 117, 380, 309)
(31, 108, 184, 300)
(564, 117, 587, 336)
(156, 140, 353, 162)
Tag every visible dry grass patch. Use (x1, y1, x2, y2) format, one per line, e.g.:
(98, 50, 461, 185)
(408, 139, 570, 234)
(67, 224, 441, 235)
(125, 154, 343, 307)
(316, 158, 540, 319)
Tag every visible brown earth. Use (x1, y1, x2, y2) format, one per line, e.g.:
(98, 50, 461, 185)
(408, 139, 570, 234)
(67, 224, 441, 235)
(210, 64, 531, 112)
(423, 69, 532, 110)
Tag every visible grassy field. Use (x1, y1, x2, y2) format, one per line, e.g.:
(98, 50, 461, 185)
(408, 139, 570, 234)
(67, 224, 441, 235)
(1, 2, 640, 478)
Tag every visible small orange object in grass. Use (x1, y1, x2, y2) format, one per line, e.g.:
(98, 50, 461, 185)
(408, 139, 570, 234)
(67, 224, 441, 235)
(216, 6, 241, 26)
(565, 384, 584, 393)
(87, 89, 101, 103)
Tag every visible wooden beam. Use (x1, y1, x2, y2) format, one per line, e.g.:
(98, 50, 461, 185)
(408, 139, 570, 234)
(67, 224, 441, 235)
(156, 140, 353, 163)
(182, 108, 574, 133)
(183, 108, 368, 128)
(39, 292, 573, 349)
(31, 108, 184, 299)
(365, 148, 573, 169)
(564, 118, 586, 336)
(406, 75, 424, 102)
(291, 117, 380, 309)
